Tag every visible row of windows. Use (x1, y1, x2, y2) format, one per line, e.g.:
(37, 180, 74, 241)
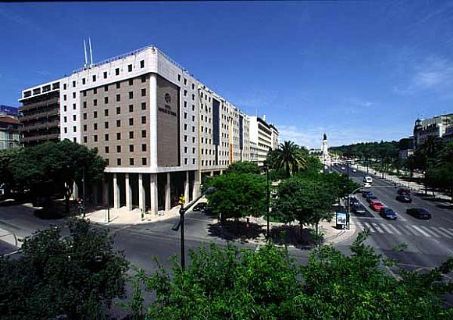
(84, 89, 146, 106)
(83, 130, 147, 142)
(63, 61, 146, 90)
(201, 159, 229, 166)
(83, 102, 147, 113)
(177, 74, 196, 90)
(106, 157, 147, 166)
(83, 115, 146, 126)
(103, 144, 147, 153)
(182, 101, 196, 112)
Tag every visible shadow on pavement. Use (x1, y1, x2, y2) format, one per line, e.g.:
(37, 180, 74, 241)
(207, 220, 263, 242)
(270, 225, 318, 250)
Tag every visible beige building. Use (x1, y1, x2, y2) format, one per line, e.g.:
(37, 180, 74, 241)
(20, 46, 258, 213)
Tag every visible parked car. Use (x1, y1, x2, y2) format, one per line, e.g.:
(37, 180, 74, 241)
(380, 207, 397, 220)
(363, 176, 373, 184)
(348, 196, 359, 207)
(192, 202, 207, 212)
(202, 206, 213, 215)
(352, 203, 367, 214)
(396, 194, 412, 203)
(362, 190, 372, 198)
(366, 194, 378, 203)
(397, 188, 411, 195)
(370, 200, 385, 211)
(406, 208, 431, 219)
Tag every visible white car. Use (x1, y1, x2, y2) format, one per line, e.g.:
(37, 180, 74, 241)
(363, 176, 373, 184)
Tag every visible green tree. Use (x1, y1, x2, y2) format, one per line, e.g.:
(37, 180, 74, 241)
(130, 236, 453, 320)
(425, 142, 453, 201)
(10, 140, 106, 212)
(0, 219, 129, 319)
(272, 141, 308, 177)
(0, 148, 23, 196)
(204, 173, 266, 222)
(226, 161, 261, 175)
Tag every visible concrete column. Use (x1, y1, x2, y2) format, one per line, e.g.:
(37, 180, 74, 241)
(210, 171, 214, 177)
(165, 172, 171, 211)
(113, 173, 120, 209)
(150, 173, 158, 214)
(72, 182, 79, 200)
(192, 170, 201, 199)
(102, 178, 109, 206)
(184, 171, 190, 204)
(138, 173, 145, 212)
(125, 173, 132, 211)
(220, 170, 224, 175)
(149, 73, 158, 169)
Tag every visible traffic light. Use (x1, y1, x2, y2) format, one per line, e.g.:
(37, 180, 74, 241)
(178, 195, 185, 205)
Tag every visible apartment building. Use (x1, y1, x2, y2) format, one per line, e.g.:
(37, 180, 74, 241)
(20, 46, 260, 213)
(413, 114, 453, 149)
(249, 116, 279, 166)
(0, 115, 21, 150)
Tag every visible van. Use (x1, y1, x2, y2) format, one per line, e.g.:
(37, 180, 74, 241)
(363, 176, 373, 184)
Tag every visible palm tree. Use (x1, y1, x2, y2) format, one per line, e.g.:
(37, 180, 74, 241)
(273, 141, 307, 177)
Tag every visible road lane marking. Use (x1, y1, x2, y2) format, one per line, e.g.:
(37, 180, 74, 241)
(371, 223, 385, 233)
(380, 224, 394, 234)
(403, 225, 420, 236)
(411, 225, 431, 237)
(385, 224, 402, 235)
(363, 222, 375, 232)
(439, 227, 453, 237)
(417, 226, 441, 238)
(434, 227, 453, 239)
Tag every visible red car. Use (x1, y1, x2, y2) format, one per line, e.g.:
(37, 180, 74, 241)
(370, 200, 384, 211)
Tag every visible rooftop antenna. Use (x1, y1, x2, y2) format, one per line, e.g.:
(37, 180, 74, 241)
(83, 40, 88, 68)
(88, 37, 93, 67)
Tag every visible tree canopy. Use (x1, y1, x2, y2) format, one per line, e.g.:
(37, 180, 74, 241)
(225, 161, 261, 175)
(267, 141, 308, 177)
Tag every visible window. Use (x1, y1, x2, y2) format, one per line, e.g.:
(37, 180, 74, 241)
(83, 136, 87, 143)
(128, 64, 132, 72)
(184, 101, 187, 108)
(184, 135, 187, 142)
(104, 97, 108, 104)
(129, 131, 134, 139)
(105, 146, 109, 153)
(192, 147, 195, 153)
(64, 105, 67, 112)
(192, 115, 195, 121)
(73, 103, 76, 110)
(72, 81, 76, 87)
(178, 74, 181, 81)
(129, 104, 133, 112)
(141, 88, 146, 96)
(104, 85, 108, 91)
(140, 60, 145, 68)
(116, 119, 121, 127)
(192, 137, 195, 143)
(192, 84, 195, 90)
(82, 78, 86, 85)
(184, 78, 187, 85)
(129, 145, 134, 152)
(184, 124, 187, 130)
(64, 127, 67, 133)
(117, 146, 121, 153)
(129, 118, 133, 126)
(192, 94, 195, 100)
(141, 102, 146, 110)
(141, 116, 146, 124)
(184, 90, 187, 96)
(142, 144, 146, 151)
(117, 158, 121, 165)
(142, 158, 147, 165)
(64, 94, 67, 101)
(73, 115, 76, 121)
(184, 112, 187, 119)
(92, 75, 96, 82)
(192, 105, 195, 111)
(93, 88, 97, 94)
(184, 158, 188, 165)
(63, 84, 67, 90)
(184, 147, 187, 153)
(105, 134, 109, 141)
(104, 121, 109, 129)
(116, 94, 120, 101)
(129, 158, 134, 165)
(94, 135, 98, 142)
(104, 109, 109, 116)
(192, 159, 195, 164)
(129, 91, 133, 99)
(83, 124, 87, 131)
(116, 82, 120, 89)
(116, 107, 121, 114)
(64, 116, 67, 123)
(116, 132, 121, 140)
(73, 92, 76, 98)
(103, 71, 107, 79)
(94, 99, 97, 106)
(83, 101, 87, 108)
(94, 123, 98, 130)
(129, 79, 133, 86)
(115, 68, 120, 75)
(141, 130, 146, 138)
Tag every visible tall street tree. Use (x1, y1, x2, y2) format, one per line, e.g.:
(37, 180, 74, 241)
(271, 141, 308, 177)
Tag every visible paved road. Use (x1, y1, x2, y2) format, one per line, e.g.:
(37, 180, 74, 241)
(331, 165, 453, 290)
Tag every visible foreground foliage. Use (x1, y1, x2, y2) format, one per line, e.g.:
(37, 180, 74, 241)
(131, 233, 453, 319)
(0, 219, 129, 319)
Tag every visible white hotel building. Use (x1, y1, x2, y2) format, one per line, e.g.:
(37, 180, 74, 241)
(19, 46, 265, 213)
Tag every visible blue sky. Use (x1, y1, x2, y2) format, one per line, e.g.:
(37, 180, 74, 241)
(1, 1, 453, 148)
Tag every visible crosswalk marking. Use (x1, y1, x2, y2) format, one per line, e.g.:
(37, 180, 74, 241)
(354, 220, 453, 240)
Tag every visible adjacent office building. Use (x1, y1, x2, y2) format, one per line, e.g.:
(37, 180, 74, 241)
(20, 45, 265, 213)
(0, 115, 21, 150)
(413, 114, 453, 149)
(249, 115, 279, 166)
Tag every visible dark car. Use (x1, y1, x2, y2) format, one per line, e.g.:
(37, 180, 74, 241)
(397, 188, 411, 195)
(192, 202, 207, 212)
(366, 194, 378, 203)
(406, 208, 431, 219)
(352, 203, 367, 214)
(380, 207, 397, 220)
(348, 196, 359, 207)
(396, 194, 412, 203)
(202, 206, 214, 215)
(362, 190, 372, 198)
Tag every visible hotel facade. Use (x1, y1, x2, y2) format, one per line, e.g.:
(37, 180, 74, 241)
(19, 46, 264, 213)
